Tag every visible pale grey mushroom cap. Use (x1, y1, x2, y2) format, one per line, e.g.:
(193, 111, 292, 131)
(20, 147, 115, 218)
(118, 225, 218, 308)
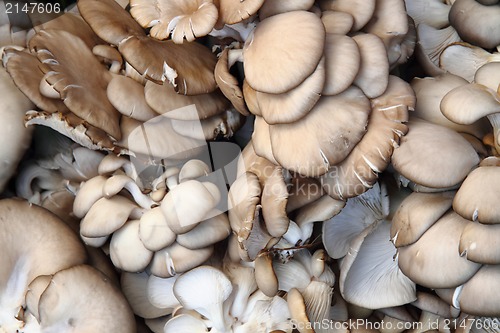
(391, 119, 480, 189)
(397, 211, 481, 289)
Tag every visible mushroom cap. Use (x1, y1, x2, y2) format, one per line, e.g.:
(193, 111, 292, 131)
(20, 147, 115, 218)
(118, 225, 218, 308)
(411, 73, 490, 138)
(218, 0, 264, 25)
(320, 10, 354, 35)
(243, 10, 325, 94)
(391, 191, 455, 248)
(474, 62, 500, 92)
(456, 265, 500, 316)
(258, 0, 315, 20)
(440, 83, 500, 125)
(78, 0, 146, 45)
(269, 86, 370, 177)
(251, 116, 279, 165)
(319, 0, 376, 31)
(150, 242, 214, 277)
(139, 206, 176, 251)
(397, 211, 481, 289)
(3, 48, 67, 112)
(130, 0, 218, 43)
(449, 0, 500, 49)
(321, 75, 411, 200)
(107, 75, 157, 121)
(144, 80, 229, 120)
(460, 222, 500, 264)
(119, 36, 218, 95)
(453, 166, 500, 224)
(29, 29, 121, 140)
(261, 166, 289, 238)
(0, 199, 87, 330)
(176, 211, 231, 250)
(391, 119, 480, 189)
(404, 0, 450, 28)
(352, 33, 389, 99)
(256, 57, 326, 125)
(322, 34, 360, 96)
(34, 265, 136, 332)
(214, 48, 249, 116)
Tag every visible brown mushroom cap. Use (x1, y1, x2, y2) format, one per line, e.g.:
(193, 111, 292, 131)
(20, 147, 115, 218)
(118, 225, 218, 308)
(3, 48, 67, 112)
(107, 75, 157, 121)
(258, 0, 315, 20)
(269, 86, 370, 177)
(29, 30, 121, 140)
(119, 36, 218, 95)
(460, 222, 500, 264)
(78, 0, 146, 45)
(243, 10, 325, 94)
(320, 10, 354, 35)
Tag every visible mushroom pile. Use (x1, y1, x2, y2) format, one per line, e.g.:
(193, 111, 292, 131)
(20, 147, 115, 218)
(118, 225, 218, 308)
(2, 0, 500, 332)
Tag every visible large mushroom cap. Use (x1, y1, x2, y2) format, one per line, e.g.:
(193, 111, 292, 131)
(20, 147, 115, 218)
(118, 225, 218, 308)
(33, 265, 136, 332)
(0, 198, 87, 330)
(243, 10, 325, 94)
(391, 119, 480, 189)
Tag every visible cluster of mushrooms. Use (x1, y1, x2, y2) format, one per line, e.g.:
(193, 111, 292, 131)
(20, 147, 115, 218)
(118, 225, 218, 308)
(0, 0, 500, 332)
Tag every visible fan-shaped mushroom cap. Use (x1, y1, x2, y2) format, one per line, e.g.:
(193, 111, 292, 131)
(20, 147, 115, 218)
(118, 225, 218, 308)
(412, 73, 490, 138)
(150, 243, 214, 277)
(453, 166, 500, 224)
(319, 0, 376, 31)
(130, 0, 218, 43)
(352, 33, 390, 99)
(3, 48, 67, 112)
(460, 222, 500, 264)
(269, 86, 370, 177)
(391, 191, 455, 248)
(0, 199, 87, 331)
(243, 10, 325, 94)
(449, 0, 500, 49)
(391, 119, 480, 189)
(139, 206, 176, 251)
(107, 75, 157, 121)
(218, 0, 264, 25)
(144, 80, 229, 120)
(258, 0, 314, 20)
(441, 83, 500, 126)
(29, 29, 121, 140)
(474, 62, 500, 92)
(321, 75, 412, 200)
(36, 265, 135, 331)
(322, 34, 360, 96)
(397, 211, 482, 289)
(80, 195, 139, 238)
(320, 11, 354, 35)
(176, 211, 231, 250)
(161, 180, 220, 234)
(256, 57, 325, 125)
(455, 265, 500, 316)
(110, 219, 153, 272)
(121, 271, 173, 319)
